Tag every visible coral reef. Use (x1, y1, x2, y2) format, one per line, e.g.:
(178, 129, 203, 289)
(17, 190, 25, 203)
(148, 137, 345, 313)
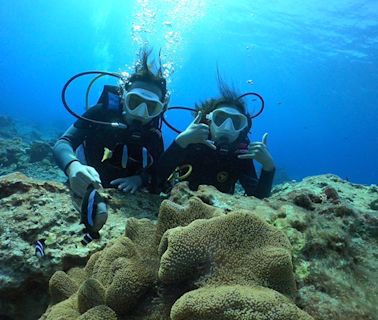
(41, 196, 312, 319)
(0, 115, 18, 139)
(155, 196, 222, 242)
(1, 172, 377, 319)
(0, 172, 161, 320)
(159, 212, 312, 319)
(42, 219, 161, 319)
(27, 140, 53, 163)
(188, 175, 378, 320)
(49, 271, 79, 304)
(171, 285, 313, 320)
(0, 115, 65, 182)
(158, 211, 295, 295)
(0, 138, 28, 169)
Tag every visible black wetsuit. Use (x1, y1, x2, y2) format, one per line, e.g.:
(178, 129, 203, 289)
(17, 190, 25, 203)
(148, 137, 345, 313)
(53, 86, 164, 193)
(158, 140, 275, 198)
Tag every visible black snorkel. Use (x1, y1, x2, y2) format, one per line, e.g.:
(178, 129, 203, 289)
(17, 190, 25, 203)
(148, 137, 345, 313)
(62, 71, 265, 135)
(61, 71, 128, 129)
(236, 92, 265, 119)
(161, 106, 197, 133)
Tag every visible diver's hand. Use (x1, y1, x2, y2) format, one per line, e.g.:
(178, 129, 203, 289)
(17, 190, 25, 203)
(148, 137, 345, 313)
(237, 133, 275, 171)
(175, 111, 216, 150)
(67, 161, 102, 197)
(110, 175, 143, 194)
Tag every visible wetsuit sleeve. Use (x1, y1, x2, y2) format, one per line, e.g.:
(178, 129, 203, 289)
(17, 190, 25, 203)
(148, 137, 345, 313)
(53, 125, 85, 174)
(157, 140, 189, 188)
(53, 105, 104, 175)
(238, 159, 275, 199)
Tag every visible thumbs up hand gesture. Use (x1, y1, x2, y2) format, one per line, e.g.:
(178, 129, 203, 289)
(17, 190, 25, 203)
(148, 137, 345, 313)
(237, 133, 275, 171)
(175, 111, 216, 150)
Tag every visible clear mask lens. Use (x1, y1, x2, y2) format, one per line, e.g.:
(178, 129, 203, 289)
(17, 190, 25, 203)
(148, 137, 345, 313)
(127, 94, 144, 110)
(212, 110, 247, 131)
(125, 89, 164, 118)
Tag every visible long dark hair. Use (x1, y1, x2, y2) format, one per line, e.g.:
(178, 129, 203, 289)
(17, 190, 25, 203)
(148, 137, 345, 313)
(195, 73, 252, 135)
(124, 48, 168, 102)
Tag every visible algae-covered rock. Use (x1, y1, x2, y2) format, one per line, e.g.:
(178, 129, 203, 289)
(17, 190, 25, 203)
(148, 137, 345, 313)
(27, 140, 53, 163)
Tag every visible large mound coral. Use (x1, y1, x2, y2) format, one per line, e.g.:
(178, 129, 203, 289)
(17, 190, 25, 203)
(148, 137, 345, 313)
(0, 172, 161, 320)
(43, 218, 160, 319)
(42, 198, 312, 319)
(172, 175, 378, 319)
(171, 285, 313, 320)
(155, 196, 222, 242)
(158, 211, 295, 295)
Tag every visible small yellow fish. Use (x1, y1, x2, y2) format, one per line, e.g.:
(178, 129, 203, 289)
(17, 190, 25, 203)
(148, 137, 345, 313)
(101, 147, 113, 162)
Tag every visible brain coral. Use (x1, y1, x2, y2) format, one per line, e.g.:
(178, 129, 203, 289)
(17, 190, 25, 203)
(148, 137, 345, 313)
(155, 196, 222, 243)
(77, 278, 106, 314)
(45, 218, 159, 319)
(171, 285, 313, 320)
(77, 305, 117, 320)
(158, 211, 296, 297)
(44, 198, 313, 319)
(49, 270, 79, 304)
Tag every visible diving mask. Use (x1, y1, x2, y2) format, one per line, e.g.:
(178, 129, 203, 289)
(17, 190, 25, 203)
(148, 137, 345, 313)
(206, 107, 248, 143)
(123, 88, 164, 122)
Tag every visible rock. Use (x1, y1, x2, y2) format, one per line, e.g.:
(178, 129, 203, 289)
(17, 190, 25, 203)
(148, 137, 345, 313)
(0, 115, 18, 139)
(323, 186, 340, 203)
(292, 193, 315, 210)
(27, 141, 53, 163)
(0, 138, 26, 168)
(0, 127, 65, 182)
(369, 198, 378, 210)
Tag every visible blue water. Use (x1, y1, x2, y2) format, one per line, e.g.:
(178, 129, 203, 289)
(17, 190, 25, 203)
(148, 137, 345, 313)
(1, 0, 377, 184)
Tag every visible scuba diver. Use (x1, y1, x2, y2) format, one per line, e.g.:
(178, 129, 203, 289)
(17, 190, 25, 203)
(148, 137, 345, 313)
(53, 48, 168, 243)
(158, 78, 275, 199)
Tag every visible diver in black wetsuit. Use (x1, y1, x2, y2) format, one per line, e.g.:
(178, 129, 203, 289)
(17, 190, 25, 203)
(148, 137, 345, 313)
(53, 49, 169, 235)
(158, 81, 275, 199)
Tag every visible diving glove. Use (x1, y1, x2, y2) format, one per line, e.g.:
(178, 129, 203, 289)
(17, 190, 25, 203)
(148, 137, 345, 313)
(67, 161, 102, 197)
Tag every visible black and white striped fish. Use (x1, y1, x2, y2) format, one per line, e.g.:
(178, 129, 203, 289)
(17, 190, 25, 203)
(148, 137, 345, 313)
(35, 239, 45, 257)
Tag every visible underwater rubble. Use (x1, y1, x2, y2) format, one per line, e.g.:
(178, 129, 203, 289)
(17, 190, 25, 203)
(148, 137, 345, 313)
(0, 115, 65, 183)
(0, 171, 377, 319)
